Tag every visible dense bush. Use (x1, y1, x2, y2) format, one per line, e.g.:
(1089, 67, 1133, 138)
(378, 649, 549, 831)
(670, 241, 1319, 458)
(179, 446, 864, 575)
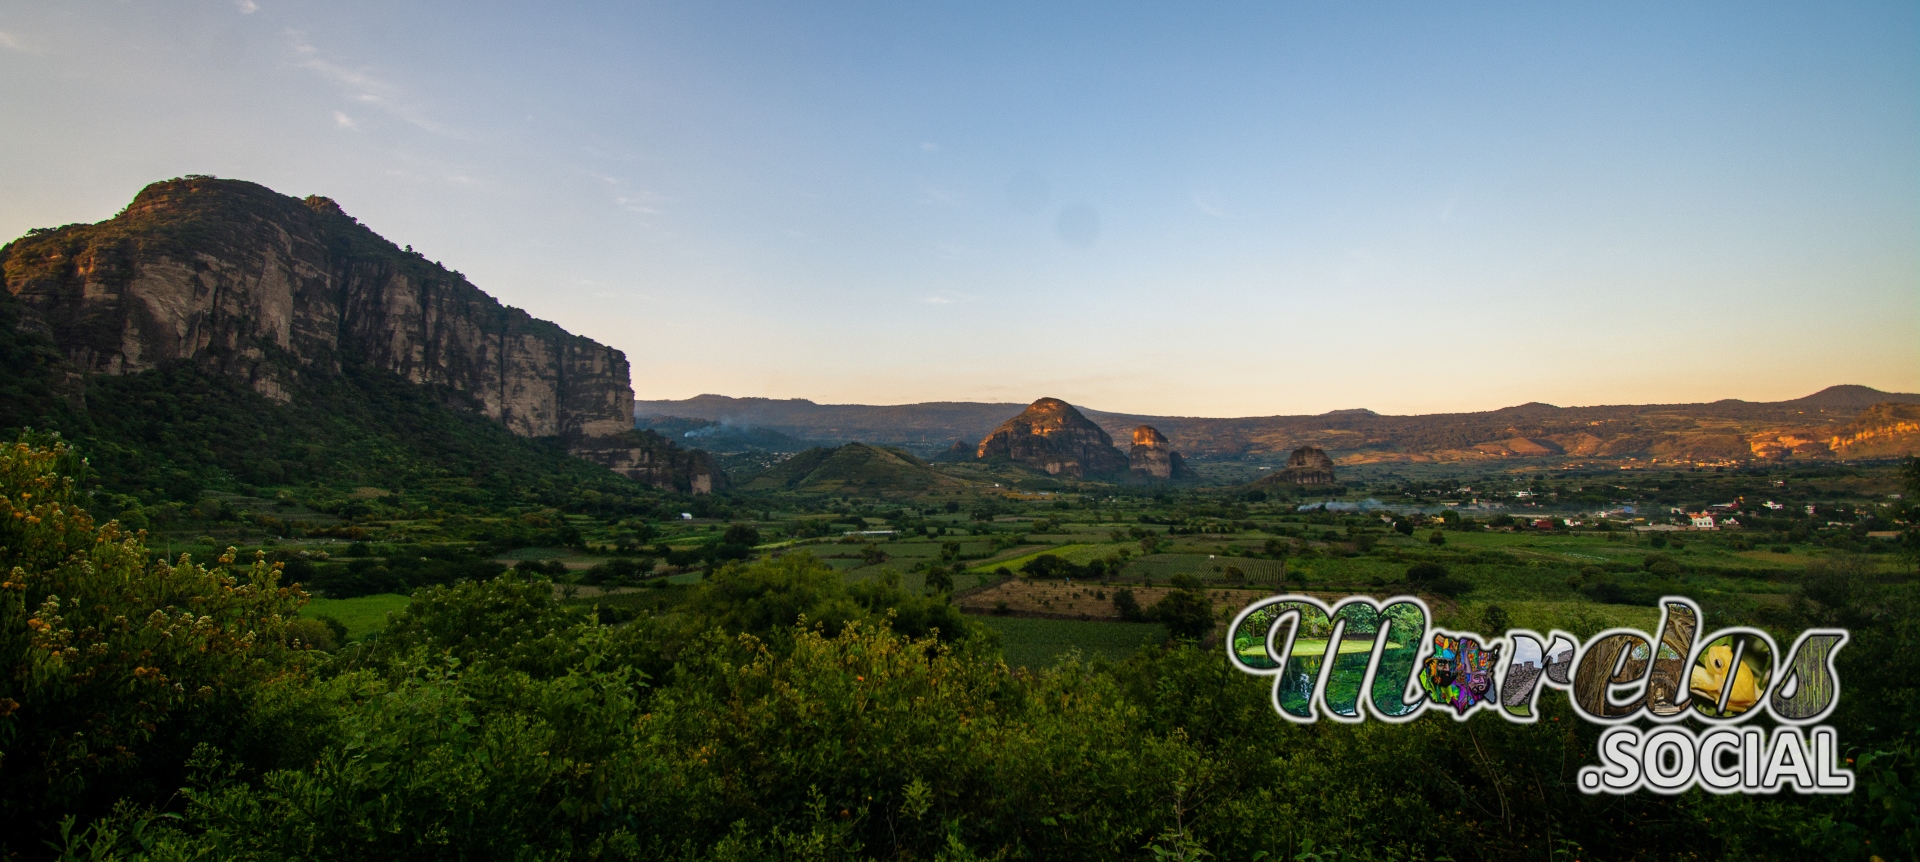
(296, 548, 509, 598)
(6, 440, 1920, 861)
(1, 440, 311, 843)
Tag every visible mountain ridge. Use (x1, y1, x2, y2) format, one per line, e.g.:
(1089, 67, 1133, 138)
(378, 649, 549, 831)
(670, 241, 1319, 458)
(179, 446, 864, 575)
(635, 386, 1920, 463)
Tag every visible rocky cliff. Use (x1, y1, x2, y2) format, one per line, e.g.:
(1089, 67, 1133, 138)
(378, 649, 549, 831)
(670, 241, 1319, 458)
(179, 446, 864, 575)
(1254, 446, 1336, 487)
(1, 176, 721, 492)
(1825, 402, 1920, 458)
(975, 398, 1129, 478)
(1127, 425, 1195, 481)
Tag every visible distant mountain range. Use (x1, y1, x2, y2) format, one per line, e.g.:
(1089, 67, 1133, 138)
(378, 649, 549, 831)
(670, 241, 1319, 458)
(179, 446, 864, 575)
(636, 385, 1920, 464)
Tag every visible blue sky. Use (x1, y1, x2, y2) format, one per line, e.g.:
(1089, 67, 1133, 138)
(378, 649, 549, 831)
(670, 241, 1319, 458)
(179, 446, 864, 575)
(2, 2, 1914, 415)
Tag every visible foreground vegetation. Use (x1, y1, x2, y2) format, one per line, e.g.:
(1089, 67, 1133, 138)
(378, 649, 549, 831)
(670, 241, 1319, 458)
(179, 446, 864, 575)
(4, 439, 1919, 860)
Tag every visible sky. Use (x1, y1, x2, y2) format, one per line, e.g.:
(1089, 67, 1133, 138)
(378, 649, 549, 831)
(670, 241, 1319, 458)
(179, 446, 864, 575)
(1, 1, 1915, 417)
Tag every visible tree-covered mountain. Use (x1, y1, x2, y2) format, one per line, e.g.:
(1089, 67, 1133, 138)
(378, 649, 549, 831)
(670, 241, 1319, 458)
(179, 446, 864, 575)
(744, 443, 959, 493)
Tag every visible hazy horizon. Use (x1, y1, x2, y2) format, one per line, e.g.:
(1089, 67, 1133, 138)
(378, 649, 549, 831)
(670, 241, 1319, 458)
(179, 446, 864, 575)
(637, 381, 1914, 420)
(3, 2, 1915, 415)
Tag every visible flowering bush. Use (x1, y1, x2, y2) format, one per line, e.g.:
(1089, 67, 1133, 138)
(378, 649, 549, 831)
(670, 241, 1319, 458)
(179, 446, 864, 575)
(1, 439, 305, 837)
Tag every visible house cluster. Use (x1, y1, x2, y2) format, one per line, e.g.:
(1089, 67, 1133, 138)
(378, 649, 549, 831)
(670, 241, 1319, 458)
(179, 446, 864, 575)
(1688, 505, 1746, 529)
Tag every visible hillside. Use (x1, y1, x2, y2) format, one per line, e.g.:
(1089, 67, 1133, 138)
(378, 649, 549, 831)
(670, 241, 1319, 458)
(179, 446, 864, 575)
(742, 443, 960, 493)
(635, 386, 1920, 465)
(633, 395, 1025, 449)
(1, 176, 723, 496)
(1825, 402, 1920, 458)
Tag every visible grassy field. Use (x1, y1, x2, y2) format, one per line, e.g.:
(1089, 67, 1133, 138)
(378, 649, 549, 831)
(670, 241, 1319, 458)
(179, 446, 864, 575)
(1122, 553, 1289, 583)
(963, 542, 1161, 575)
(973, 615, 1168, 668)
(302, 593, 411, 640)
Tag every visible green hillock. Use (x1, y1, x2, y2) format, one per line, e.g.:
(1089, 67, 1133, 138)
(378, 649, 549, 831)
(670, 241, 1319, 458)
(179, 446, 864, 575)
(745, 443, 959, 493)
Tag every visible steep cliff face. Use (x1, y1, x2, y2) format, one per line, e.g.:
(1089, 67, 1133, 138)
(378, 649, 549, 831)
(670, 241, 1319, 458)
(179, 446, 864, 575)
(976, 398, 1129, 478)
(1128, 425, 1195, 481)
(1, 176, 716, 491)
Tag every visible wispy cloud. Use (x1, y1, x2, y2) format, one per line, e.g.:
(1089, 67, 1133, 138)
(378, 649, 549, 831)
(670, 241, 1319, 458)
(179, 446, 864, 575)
(922, 296, 956, 304)
(380, 165, 489, 189)
(287, 31, 457, 137)
(0, 29, 27, 51)
(333, 111, 357, 129)
(589, 171, 668, 215)
(1191, 191, 1228, 219)
(919, 142, 939, 153)
(236, 0, 259, 13)
(918, 183, 962, 207)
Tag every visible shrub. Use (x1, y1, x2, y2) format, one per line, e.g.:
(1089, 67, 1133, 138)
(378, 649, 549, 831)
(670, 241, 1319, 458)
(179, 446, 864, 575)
(0, 438, 308, 845)
(1151, 575, 1214, 640)
(722, 523, 762, 547)
(1405, 562, 1448, 584)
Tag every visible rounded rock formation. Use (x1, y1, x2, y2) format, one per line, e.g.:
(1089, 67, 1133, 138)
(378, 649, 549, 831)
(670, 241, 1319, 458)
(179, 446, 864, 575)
(976, 397, 1130, 478)
(1128, 425, 1196, 481)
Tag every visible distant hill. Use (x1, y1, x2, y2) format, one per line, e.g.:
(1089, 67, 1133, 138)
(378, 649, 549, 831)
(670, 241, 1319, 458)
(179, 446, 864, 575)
(743, 443, 961, 493)
(635, 415, 818, 453)
(1782, 385, 1920, 410)
(633, 396, 1025, 449)
(636, 387, 1920, 465)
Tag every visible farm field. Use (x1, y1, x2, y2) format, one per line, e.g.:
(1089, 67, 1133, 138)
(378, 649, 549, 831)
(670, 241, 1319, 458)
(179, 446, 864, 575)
(957, 579, 1282, 622)
(973, 616, 1168, 668)
(301, 593, 411, 640)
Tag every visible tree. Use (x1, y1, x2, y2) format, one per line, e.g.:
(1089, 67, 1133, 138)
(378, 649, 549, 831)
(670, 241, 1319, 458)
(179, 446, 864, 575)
(1022, 554, 1081, 579)
(924, 565, 954, 593)
(1427, 530, 1446, 547)
(1406, 562, 1447, 584)
(1112, 587, 1144, 621)
(722, 523, 761, 547)
(1481, 604, 1512, 635)
(1153, 574, 1214, 641)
